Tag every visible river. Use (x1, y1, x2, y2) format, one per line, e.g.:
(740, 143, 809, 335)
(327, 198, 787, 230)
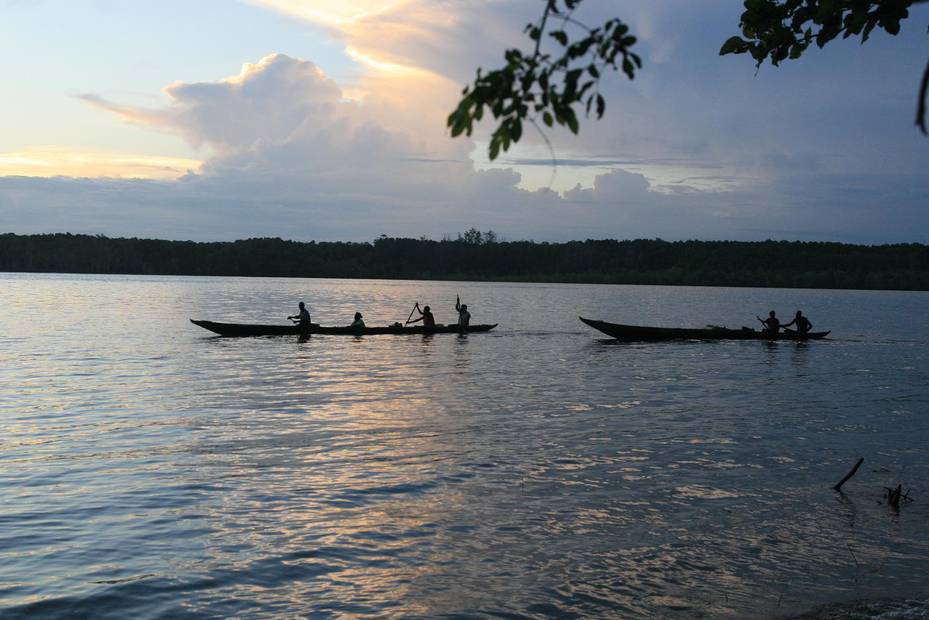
(2, 273, 928, 618)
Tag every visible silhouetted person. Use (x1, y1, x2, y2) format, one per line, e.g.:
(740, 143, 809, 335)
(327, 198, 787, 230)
(757, 310, 780, 334)
(409, 304, 436, 327)
(351, 312, 365, 328)
(782, 310, 812, 334)
(289, 302, 311, 329)
(456, 295, 470, 328)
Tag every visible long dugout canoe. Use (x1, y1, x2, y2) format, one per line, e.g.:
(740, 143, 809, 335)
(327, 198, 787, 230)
(579, 317, 830, 342)
(191, 319, 497, 337)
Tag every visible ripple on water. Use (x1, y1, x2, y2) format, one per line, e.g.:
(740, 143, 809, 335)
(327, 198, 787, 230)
(2, 276, 929, 618)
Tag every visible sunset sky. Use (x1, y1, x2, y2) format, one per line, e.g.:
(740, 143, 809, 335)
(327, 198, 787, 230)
(2, 0, 927, 242)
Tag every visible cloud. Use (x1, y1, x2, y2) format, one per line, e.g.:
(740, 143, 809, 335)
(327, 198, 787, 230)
(0, 147, 201, 180)
(564, 169, 651, 203)
(4, 1, 929, 243)
(81, 54, 345, 153)
(4, 160, 925, 244)
(242, 0, 412, 26)
(38, 53, 528, 238)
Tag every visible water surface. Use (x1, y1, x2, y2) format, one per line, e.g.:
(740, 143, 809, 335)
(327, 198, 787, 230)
(2, 274, 928, 618)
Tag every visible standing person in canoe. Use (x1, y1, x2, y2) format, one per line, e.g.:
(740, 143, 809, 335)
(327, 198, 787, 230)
(456, 295, 470, 328)
(756, 310, 780, 334)
(782, 310, 812, 335)
(288, 302, 311, 331)
(407, 303, 436, 328)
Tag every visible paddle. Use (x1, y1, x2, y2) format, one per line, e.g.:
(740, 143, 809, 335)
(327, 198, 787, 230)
(405, 302, 420, 325)
(756, 315, 781, 334)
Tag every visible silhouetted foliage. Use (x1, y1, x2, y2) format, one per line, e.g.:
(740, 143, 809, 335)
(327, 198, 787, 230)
(458, 228, 498, 244)
(2, 232, 929, 290)
(721, 0, 929, 133)
(454, 0, 928, 159)
(448, 0, 641, 160)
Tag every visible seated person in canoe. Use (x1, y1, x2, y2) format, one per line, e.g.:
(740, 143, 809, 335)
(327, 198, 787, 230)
(756, 310, 780, 334)
(407, 303, 436, 328)
(350, 312, 365, 328)
(456, 296, 470, 327)
(288, 302, 311, 328)
(782, 310, 812, 334)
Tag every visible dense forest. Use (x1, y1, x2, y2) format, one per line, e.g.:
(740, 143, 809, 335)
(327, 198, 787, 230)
(2, 231, 929, 290)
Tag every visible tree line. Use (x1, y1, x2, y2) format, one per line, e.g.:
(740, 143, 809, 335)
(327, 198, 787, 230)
(2, 230, 929, 290)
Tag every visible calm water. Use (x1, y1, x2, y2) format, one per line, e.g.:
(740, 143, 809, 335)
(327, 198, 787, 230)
(2, 273, 928, 619)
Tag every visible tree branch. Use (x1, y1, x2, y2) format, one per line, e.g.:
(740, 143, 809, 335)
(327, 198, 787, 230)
(918, 55, 929, 134)
(447, 0, 639, 160)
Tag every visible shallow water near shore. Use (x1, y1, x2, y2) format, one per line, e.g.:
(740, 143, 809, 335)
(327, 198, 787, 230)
(2, 273, 928, 618)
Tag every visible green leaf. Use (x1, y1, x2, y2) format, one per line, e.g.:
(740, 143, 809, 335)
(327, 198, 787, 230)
(720, 36, 749, 55)
(489, 137, 501, 161)
(621, 57, 632, 78)
(448, 112, 467, 137)
(564, 108, 579, 134)
(550, 30, 568, 46)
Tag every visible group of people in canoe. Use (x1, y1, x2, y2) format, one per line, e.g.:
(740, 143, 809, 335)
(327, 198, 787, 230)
(757, 310, 813, 335)
(407, 297, 471, 328)
(195, 301, 826, 340)
(287, 296, 471, 330)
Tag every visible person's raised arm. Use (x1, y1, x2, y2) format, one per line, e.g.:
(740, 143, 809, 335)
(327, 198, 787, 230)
(405, 302, 422, 325)
(456, 295, 461, 312)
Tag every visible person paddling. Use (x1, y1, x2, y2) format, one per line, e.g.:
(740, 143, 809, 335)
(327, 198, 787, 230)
(756, 310, 780, 334)
(456, 295, 470, 328)
(288, 302, 311, 330)
(782, 310, 812, 334)
(408, 303, 436, 328)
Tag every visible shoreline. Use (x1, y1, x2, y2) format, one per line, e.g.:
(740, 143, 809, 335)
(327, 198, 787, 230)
(2, 232, 929, 292)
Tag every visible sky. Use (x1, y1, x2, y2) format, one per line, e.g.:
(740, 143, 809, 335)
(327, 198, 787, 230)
(1, 0, 927, 243)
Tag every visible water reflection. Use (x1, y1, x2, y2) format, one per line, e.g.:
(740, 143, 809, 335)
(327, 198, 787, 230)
(835, 491, 859, 529)
(790, 340, 811, 370)
(2, 274, 929, 618)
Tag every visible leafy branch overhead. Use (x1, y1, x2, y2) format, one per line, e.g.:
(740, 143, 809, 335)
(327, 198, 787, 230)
(719, 0, 929, 133)
(446, 0, 641, 160)
(451, 0, 928, 160)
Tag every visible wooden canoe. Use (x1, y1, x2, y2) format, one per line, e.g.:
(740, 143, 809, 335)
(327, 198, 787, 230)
(579, 317, 829, 342)
(191, 319, 497, 337)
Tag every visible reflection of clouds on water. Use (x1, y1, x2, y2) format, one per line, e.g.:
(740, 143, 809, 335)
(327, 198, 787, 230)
(3, 275, 929, 617)
(602, 400, 642, 409)
(673, 484, 741, 500)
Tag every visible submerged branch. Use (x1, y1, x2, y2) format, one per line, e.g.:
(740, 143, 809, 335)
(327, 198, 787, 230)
(833, 457, 864, 491)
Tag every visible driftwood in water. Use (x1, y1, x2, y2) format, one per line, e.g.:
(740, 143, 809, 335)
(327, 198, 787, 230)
(831, 457, 914, 508)
(888, 485, 902, 508)
(884, 484, 913, 509)
(833, 457, 864, 491)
